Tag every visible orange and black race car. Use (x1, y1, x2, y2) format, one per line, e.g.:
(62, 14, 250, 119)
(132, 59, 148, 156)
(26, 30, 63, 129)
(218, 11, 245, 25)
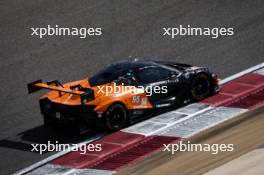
(28, 60, 220, 132)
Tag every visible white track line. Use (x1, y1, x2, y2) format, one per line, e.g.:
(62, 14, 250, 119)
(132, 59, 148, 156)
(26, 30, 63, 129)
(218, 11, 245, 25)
(220, 62, 264, 84)
(14, 62, 264, 175)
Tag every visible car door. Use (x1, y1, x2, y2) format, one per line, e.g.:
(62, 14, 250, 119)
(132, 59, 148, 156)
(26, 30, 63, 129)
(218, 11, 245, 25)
(134, 66, 178, 108)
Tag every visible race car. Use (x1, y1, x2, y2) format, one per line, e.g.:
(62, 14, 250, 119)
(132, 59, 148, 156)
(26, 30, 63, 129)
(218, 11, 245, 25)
(28, 60, 220, 132)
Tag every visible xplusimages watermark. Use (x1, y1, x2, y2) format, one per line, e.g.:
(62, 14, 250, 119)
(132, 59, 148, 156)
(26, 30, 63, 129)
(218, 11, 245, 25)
(31, 141, 102, 155)
(163, 141, 234, 155)
(163, 25, 234, 39)
(30, 24, 102, 39)
(96, 83, 168, 96)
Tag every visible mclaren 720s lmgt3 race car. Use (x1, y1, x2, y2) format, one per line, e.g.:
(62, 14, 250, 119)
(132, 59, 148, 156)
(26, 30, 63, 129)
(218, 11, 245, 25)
(28, 60, 220, 132)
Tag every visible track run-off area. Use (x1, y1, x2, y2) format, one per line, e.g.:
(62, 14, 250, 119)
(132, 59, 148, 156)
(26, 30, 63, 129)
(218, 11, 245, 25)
(15, 63, 264, 175)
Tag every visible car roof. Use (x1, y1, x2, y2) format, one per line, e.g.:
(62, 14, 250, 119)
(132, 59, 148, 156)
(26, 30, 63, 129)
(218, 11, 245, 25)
(108, 60, 166, 71)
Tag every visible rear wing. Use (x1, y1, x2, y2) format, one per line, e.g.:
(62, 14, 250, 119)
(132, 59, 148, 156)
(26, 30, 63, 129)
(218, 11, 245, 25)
(27, 80, 94, 104)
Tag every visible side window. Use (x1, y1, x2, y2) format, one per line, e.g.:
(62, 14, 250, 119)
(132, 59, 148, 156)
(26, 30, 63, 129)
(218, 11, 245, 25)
(114, 71, 137, 85)
(136, 67, 170, 83)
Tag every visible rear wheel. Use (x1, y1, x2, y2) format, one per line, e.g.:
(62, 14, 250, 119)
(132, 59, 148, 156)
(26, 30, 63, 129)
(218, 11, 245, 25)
(105, 103, 127, 131)
(190, 73, 211, 101)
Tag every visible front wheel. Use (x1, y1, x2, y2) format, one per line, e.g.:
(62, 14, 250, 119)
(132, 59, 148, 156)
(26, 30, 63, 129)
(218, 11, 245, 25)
(105, 103, 127, 131)
(190, 73, 211, 101)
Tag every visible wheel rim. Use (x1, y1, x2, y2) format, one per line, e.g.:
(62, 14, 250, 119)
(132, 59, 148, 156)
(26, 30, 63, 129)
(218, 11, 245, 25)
(106, 105, 126, 130)
(192, 76, 210, 100)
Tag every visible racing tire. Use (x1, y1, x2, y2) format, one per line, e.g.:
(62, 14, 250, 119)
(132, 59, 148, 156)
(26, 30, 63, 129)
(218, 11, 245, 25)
(190, 73, 211, 101)
(105, 103, 127, 131)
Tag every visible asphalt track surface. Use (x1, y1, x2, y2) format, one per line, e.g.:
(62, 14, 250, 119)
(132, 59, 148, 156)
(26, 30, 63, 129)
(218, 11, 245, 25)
(0, 0, 264, 174)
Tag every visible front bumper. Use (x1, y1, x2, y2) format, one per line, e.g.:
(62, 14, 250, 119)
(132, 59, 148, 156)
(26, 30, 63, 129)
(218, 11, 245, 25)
(214, 84, 221, 93)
